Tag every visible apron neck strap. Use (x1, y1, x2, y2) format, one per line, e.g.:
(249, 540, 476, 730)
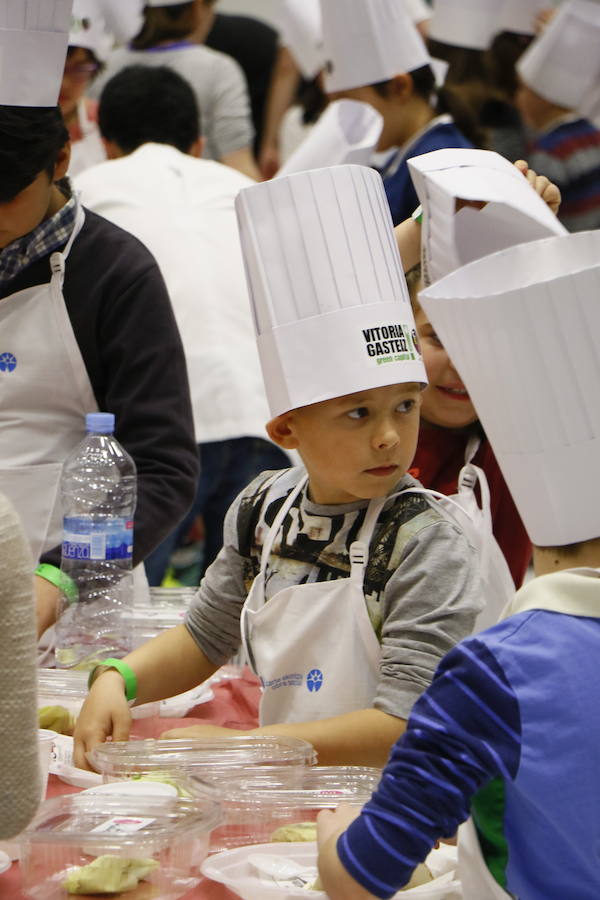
(49, 198, 85, 283)
(259, 473, 308, 573)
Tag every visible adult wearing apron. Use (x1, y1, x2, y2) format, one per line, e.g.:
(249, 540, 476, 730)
(0, 4, 197, 639)
(316, 230, 600, 900)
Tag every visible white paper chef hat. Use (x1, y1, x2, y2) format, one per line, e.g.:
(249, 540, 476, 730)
(0, 0, 73, 107)
(236, 165, 426, 418)
(70, 0, 109, 60)
(277, 100, 383, 178)
(277, 0, 324, 81)
(321, 0, 431, 94)
(497, 0, 547, 35)
(429, 0, 499, 50)
(517, 0, 600, 111)
(408, 148, 567, 286)
(420, 230, 600, 546)
(403, 0, 432, 25)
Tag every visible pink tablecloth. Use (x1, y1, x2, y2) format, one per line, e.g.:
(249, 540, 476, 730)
(0, 669, 262, 900)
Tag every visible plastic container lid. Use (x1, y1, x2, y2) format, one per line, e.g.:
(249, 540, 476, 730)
(85, 412, 115, 433)
(22, 793, 221, 849)
(233, 766, 381, 807)
(38, 668, 89, 701)
(88, 736, 317, 779)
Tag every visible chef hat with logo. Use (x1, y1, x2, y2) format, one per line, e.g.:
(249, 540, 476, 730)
(321, 0, 431, 94)
(429, 0, 499, 50)
(517, 0, 600, 112)
(497, 0, 548, 36)
(236, 165, 426, 418)
(408, 148, 567, 286)
(277, 100, 383, 178)
(420, 230, 600, 546)
(277, 0, 324, 81)
(69, 0, 110, 60)
(0, 0, 74, 107)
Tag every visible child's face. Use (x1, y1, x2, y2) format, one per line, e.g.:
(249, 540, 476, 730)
(274, 383, 422, 505)
(0, 170, 55, 250)
(514, 81, 551, 131)
(415, 306, 478, 430)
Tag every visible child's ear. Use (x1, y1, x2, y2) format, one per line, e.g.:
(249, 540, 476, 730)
(266, 413, 300, 450)
(53, 143, 71, 181)
(388, 73, 413, 103)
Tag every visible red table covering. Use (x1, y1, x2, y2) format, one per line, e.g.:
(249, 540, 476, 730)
(0, 669, 262, 900)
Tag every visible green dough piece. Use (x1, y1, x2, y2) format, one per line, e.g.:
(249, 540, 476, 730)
(63, 856, 159, 894)
(402, 863, 433, 890)
(270, 822, 318, 843)
(131, 773, 193, 799)
(38, 705, 75, 735)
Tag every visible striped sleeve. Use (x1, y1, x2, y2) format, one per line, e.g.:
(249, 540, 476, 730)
(337, 637, 522, 899)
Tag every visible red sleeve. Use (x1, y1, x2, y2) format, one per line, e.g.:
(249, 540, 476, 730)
(475, 441, 532, 588)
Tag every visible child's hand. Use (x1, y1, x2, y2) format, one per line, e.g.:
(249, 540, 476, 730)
(73, 670, 132, 770)
(317, 804, 362, 847)
(160, 724, 249, 740)
(514, 159, 562, 215)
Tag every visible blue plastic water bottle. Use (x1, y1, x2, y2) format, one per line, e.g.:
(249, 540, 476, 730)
(55, 413, 136, 669)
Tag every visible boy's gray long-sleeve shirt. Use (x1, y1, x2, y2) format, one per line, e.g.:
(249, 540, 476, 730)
(186, 467, 483, 720)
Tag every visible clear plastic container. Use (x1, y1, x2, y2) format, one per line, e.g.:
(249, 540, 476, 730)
(20, 793, 222, 900)
(127, 588, 196, 647)
(88, 736, 316, 786)
(37, 668, 159, 727)
(207, 766, 381, 851)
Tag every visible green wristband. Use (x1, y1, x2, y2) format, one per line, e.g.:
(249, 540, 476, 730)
(89, 658, 137, 703)
(412, 204, 423, 225)
(35, 564, 78, 604)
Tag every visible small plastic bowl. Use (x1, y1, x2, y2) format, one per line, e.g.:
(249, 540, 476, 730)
(88, 736, 317, 786)
(19, 792, 222, 900)
(207, 766, 382, 851)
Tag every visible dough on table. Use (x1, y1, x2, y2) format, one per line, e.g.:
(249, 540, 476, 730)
(270, 822, 318, 843)
(63, 855, 159, 895)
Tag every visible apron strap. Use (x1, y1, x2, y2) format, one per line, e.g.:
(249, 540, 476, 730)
(258, 472, 308, 574)
(349, 495, 388, 586)
(49, 200, 86, 287)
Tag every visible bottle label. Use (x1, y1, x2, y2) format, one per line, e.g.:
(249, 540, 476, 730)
(62, 517, 134, 561)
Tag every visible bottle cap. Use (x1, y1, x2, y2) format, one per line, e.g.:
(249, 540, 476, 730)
(85, 412, 115, 433)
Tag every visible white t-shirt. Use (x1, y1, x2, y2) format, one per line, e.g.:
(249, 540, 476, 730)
(75, 143, 271, 445)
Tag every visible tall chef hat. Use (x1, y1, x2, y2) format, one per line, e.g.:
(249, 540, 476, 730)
(497, 0, 548, 36)
(517, 0, 600, 112)
(420, 230, 600, 546)
(428, 0, 499, 50)
(407, 148, 567, 286)
(277, 0, 324, 81)
(69, 0, 109, 60)
(321, 0, 431, 94)
(277, 100, 383, 178)
(235, 165, 426, 418)
(0, 0, 73, 107)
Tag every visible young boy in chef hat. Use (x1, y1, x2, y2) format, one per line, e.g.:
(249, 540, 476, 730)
(515, 0, 600, 232)
(74, 165, 484, 770)
(320, 0, 479, 227)
(317, 228, 600, 900)
(0, 1, 198, 639)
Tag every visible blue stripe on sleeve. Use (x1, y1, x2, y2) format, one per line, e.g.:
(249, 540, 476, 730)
(337, 637, 521, 897)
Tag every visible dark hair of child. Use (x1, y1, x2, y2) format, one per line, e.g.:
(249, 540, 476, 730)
(98, 64, 201, 155)
(372, 64, 487, 149)
(0, 106, 69, 203)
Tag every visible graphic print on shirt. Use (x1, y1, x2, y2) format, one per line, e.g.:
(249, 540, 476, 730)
(237, 470, 441, 637)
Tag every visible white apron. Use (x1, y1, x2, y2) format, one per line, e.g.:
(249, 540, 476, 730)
(240, 474, 383, 726)
(458, 567, 600, 899)
(68, 101, 107, 178)
(0, 199, 149, 600)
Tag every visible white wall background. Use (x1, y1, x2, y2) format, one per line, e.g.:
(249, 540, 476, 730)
(218, 0, 281, 29)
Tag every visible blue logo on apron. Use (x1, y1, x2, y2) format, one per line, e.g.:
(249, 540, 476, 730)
(306, 669, 324, 692)
(0, 352, 17, 372)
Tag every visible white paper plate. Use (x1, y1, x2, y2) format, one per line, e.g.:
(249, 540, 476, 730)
(0, 849, 12, 873)
(81, 780, 178, 798)
(202, 841, 461, 900)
